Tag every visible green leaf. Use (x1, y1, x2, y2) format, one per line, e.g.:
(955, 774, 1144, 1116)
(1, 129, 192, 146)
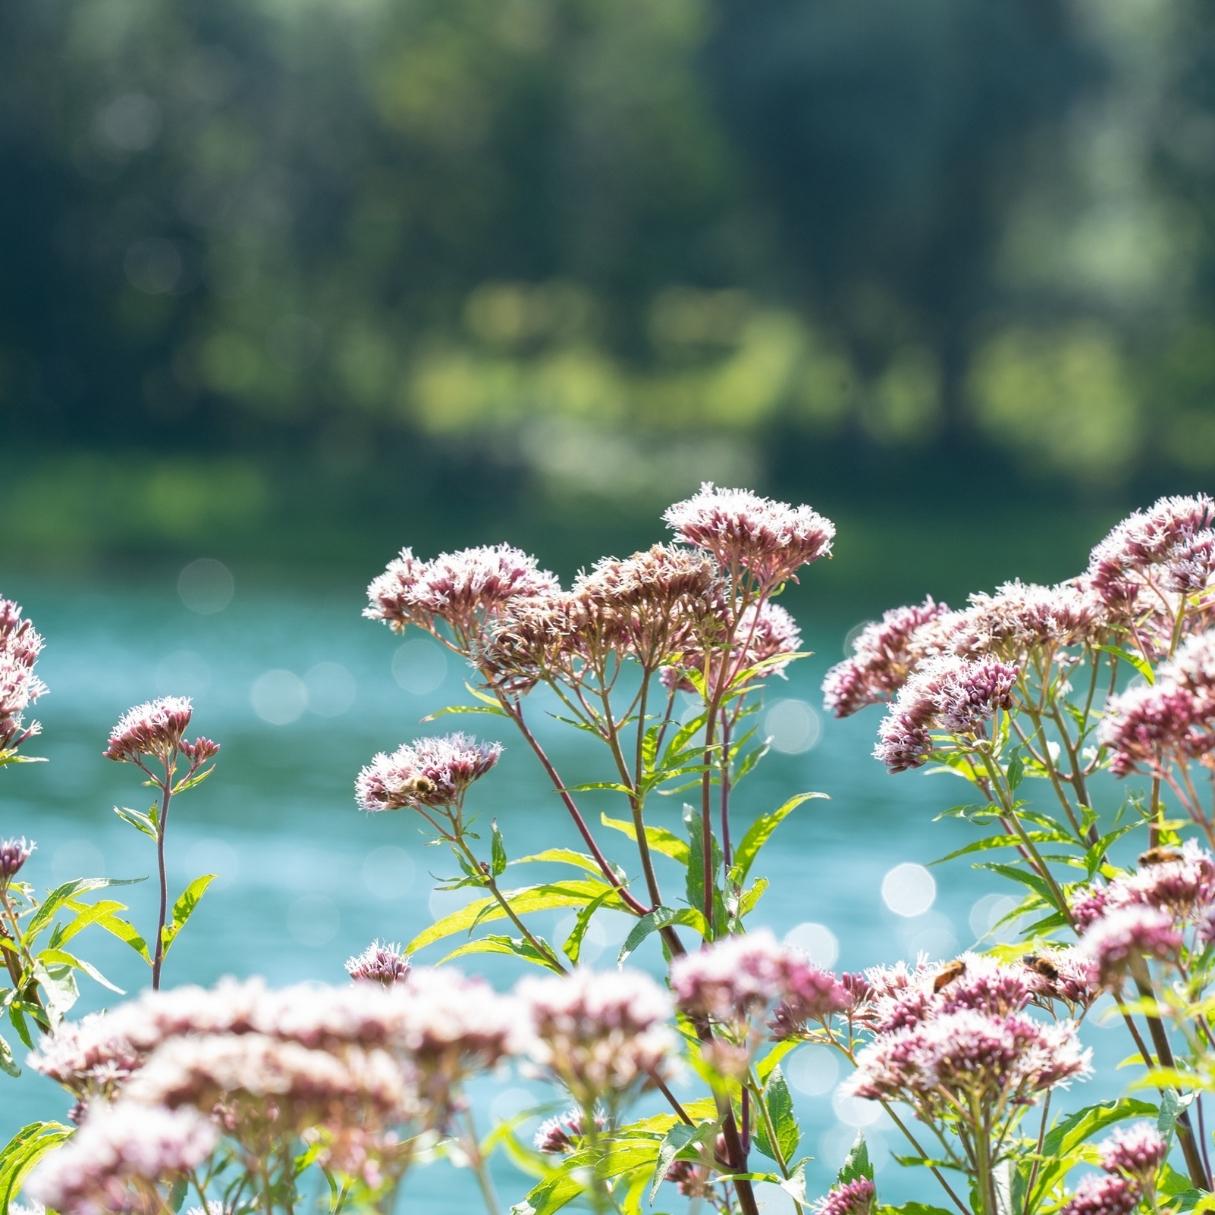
(731, 793, 827, 885)
(684, 803, 722, 929)
(650, 1123, 711, 1201)
(161, 874, 216, 956)
(0, 1031, 17, 1078)
(50, 898, 132, 951)
(491, 822, 508, 877)
(1030, 1098, 1157, 1202)
(510, 1172, 585, 1215)
(439, 934, 559, 971)
(753, 1067, 799, 1164)
(0, 1121, 73, 1209)
(113, 805, 157, 839)
(1006, 752, 1025, 791)
(169, 1176, 189, 1212)
(407, 880, 626, 954)
(31, 961, 79, 1024)
(1093, 644, 1155, 685)
(22, 877, 140, 948)
(618, 906, 706, 964)
(512, 848, 614, 877)
(88, 909, 151, 964)
(36, 948, 124, 995)
(172, 764, 216, 795)
(600, 814, 689, 863)
(836, 1132, 874, 1185)
(562, 888, 616, 965)
(422, 703, 507, 721)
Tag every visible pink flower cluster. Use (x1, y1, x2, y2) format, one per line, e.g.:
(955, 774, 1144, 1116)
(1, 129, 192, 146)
(517, 968, 676, 1102)
(1087, 494, 1215, 613)
(25, 1103, 217, 1215)
(670, 929, 848, 1034)
(355, 733, 502, 814)
(532, 1107, 605, 1154)
(664, 483, 835, 588)
(1070, 840, 1215, 985)
(662, 599, 802, 694)
(365, 544, 560, 642)
(845, 952, 1090, 1119)
(0, 596, 47, 753)
(873, 653, 1019, 772)
(1062, 1122, 1168, 1213)
(1101, 630, 1215, 777)
(813, 1177, 876, 1215)
(103, 696, 219, 770)
(345, 940, 411, 985)
(0, 836, 34, 882)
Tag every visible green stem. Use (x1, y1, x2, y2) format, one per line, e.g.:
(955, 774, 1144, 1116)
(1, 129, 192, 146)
(151, 768, 174, 990)
(746, 1072, 804, 1214)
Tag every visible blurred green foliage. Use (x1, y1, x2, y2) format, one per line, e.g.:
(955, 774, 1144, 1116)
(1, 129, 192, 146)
(3, 0, 1214, 570)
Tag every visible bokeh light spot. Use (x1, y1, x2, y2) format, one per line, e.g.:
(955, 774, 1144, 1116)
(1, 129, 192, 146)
(392, 639, 448, 695)
(250, 669, 308, 725)
(764, 698, 821, 754)
(881, 862, 936, 917)
(178, 558, 235, 615)
(304, 662, 356, 717)
(783, 921, 838, 968)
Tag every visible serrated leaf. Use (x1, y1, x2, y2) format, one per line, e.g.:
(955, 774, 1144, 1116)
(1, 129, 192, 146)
(491, 822, 508, 877)
(22, 877, 141, 948)
(562, 888, 616, 965)
(512, 848, 612, 877)
(0, 1031, 17, 1078)
(113, 805, 157, 839)
(836, 1132, 873, 1185)
(422, 703, 507, 722)
(510, 1172, 585, 1215)
(0, 1120, 73, 1208)
(600, 814, 689, 863)
(650, 1123, 710, 1201)
(439, 934, 559, 971)
(161, 874, 216, 956)
(407, 880, 625, 954)
(753, 1067, 798, 1164)
(731, 793, 827, 885)
(618, 906, 706, 965)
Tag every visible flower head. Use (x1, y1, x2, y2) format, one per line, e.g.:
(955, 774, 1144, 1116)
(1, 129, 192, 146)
(814, 1178, 876, 1215)
(518, 968, 676, 1102)
(103, 697, 194, 764)
(664, 483, 834, 587)
(0, 836, 34, 880)
(1079, 905, 1181, 988)
(823, 597, 951, 717)
(1098, 1121, 1167, 1183)
(533, 1107, 605, 1154)
(663, 599, 802, 694)
(345, 941, 411, 986)
(1061, 1173, 1140, 1215)
(365, 545, 559, 642)
(0, 597, 47, 752)
(355, 733, 501, 813)
(25, 1102, 217, 1215)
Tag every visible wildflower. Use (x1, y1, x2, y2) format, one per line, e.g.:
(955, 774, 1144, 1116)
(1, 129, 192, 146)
(346, 941, 411, 985)
(1079, 905, 1181, 988)
(1112, 839, 1215, 918)
(518, 968, 676, 1102)
(364, 544, 559, 641)
(103, 697, 194, 764)
(873, 654, 1018, 773)
(1088, 495, 1215, 612)
(1098, 1121, 1167, 1184)
(1060, 1173, 1140, 1215)
(671, 930, 848, 1031)
(0, 597, 47, 753)
(956, 580, 1109, 661)
(570, 544, 724, 669)
(25, 1102, 218, 1215)
(814, 1178, 877, 1215)
(355, 734, 501, 814)
(478, 591, 585, 693)
(533, 1107, 605, 1154)
(664, 483, 835, 587)
(665, 1157, 714, 1198)
(848, 1009, 1089, 1109)
(823, 597, 952, 717)
(0, 836, 34, 880)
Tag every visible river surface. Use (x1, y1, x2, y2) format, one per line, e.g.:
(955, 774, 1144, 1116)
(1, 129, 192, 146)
(0, 571, 1136, 1210)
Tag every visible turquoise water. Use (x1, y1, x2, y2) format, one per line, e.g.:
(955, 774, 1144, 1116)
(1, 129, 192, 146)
(0, 570, 1127, 1209)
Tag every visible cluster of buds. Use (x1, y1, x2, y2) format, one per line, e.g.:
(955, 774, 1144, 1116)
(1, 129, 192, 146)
(354, 732, 501, 825)
(1061, 1122, 1168, 1214)
(345, 940, 411, 986)
(670, 929, 848, 1039)
(532, 1107, 606, 1154)
(1070, 840, 1215, 987)
(517, 969, 676, 1105)
(365, 544, 559, 647)
(0, 596, 47, 755)
(103, 696, 219, 778)
(873, 653, 1018, 773)
(664, 482, 835, 589)
(812, 1178, 877, 1215)
(0, 835, 34, 886)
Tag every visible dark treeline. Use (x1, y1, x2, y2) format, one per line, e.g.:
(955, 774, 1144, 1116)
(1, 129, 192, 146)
(4, 0, 1215, 560)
